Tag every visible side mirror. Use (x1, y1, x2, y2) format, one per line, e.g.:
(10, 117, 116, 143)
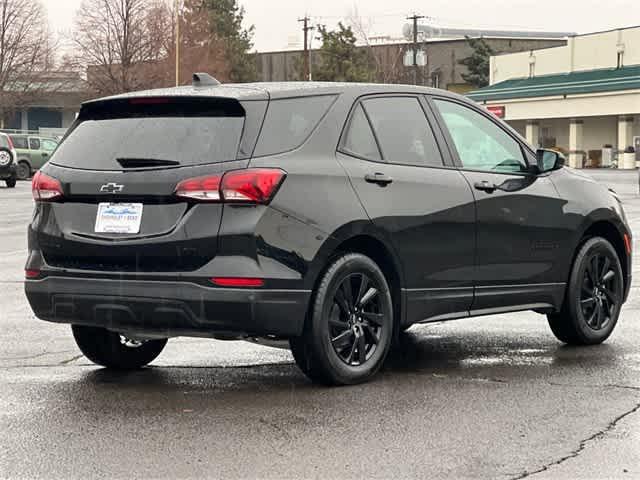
(536, 149, 565, 173)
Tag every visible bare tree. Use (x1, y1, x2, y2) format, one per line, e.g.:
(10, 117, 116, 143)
(0, 0, 56, 127)
(72, 0, 172, 95)
(346, 8, 408, 84)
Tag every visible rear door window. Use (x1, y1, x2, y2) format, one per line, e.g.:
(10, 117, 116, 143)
(362, 97, 443, 167)
(340, 104, 381, 161)
(50, 99, 246, 170)
(253, 95, 337, 157)
(11, 136, 28, 149)
(29, 138, 41, 150)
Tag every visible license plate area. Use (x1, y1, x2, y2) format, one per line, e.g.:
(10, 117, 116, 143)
(94, 203, 143, 234)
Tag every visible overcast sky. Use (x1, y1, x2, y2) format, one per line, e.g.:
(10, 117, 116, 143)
(44, 0, 638, 52)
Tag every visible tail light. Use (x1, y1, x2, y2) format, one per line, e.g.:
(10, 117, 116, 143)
(32, 171, 63, 201)
(211, 277, 264, 287)
(175, 168, 286, 204)
(25, 269, 41, 279)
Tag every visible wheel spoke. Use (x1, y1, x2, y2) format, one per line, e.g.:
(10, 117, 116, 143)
(358, 287, 378, 308)
(346, 340, 358, 364)
(600, 257, 611, 283)
(580, 297, 596, 307)
(357, 333, 367, 364)
(341, 280, 355, 312)
(587, 256, 598, 285)
(334, 288, 351, 315)
(361, 311, 384, 326)
(355, 274, 369, 307)
(363, 324, 379, 345)
(602, 287, 618, 305)
(582, 283, 594, 296)
(602, 270, 615, 283)
(331, 330, 353, 350)
(593, 303, 603, 329)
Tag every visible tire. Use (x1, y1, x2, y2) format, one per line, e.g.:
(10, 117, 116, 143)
(290, 253, 394, 385)
(16, 161, 30, 180)
(72, 325, 167, 370)
(5, 177, 16, 188)
(548, 237, 624, 345)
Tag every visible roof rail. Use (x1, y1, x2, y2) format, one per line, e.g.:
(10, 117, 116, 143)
(192, 73, 221, 87)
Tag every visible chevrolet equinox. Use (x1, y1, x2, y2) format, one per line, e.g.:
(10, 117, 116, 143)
(25, 76, 632, 385)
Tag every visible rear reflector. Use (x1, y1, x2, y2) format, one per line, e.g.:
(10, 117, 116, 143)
(25, 269, 41, 279)
(32, 171, 63, 201)
(211, 277, 264, 287)
(624, 233, 632, 255)
(175, 168, 286, 204)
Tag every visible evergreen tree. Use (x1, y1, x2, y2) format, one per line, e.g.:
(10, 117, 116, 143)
(201, 0, 256, 82)
(459, 36, 494, 88)
(313, 23, 374, 82)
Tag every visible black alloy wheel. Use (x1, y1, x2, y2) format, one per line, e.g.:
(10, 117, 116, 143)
(548, 237, 624, 345)
(329, 272, 384, 366)
(579, 251, 621, 331)
(290, 253, 394, 385)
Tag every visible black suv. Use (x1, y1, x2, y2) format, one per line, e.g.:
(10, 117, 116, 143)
(25, 77, 632, 385)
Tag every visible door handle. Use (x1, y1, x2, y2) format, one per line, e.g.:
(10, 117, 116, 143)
(365, 173, 393, 186)
(474, 180, 497, 193)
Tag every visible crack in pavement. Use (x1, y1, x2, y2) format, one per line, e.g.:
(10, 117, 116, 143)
(511, 402, 640, 479)
(0, 350, 76, 361)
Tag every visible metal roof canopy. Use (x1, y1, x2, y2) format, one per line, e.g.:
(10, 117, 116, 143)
(468, 64, 640, 102)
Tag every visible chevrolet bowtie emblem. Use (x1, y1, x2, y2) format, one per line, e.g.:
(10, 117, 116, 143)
(100, 183, 124, 193)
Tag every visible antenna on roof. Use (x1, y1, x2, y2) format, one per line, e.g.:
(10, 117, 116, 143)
(192, 73, 221, 87)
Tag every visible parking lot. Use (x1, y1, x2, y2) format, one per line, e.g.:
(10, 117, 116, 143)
(1, 171, 639, 479)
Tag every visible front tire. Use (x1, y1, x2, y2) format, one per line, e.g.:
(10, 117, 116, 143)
(72, 325, 167, 370)
(290, 253, 394, 385)
(548, 237, 624, 345)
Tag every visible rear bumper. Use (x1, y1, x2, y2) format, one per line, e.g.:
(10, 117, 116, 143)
(0, 163, 16, 179)
(25, 276, 311, 338)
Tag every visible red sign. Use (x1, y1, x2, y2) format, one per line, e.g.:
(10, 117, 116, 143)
(486, 105, 506, 118)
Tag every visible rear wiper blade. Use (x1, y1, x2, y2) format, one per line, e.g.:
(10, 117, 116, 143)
(116, 158, 181, 168)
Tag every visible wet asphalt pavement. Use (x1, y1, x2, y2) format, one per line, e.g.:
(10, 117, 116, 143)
(1, 171, 639, 479)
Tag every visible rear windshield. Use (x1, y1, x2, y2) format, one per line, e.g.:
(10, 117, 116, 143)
(50, 98, 246, 170)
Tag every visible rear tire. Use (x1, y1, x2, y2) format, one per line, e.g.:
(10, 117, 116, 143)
(5, 177, 16, 188)
(548, 237, 624, 345)
(16, 161, 30, 180)
(72, 325, 167, 370)
(290, 253, 394, 385)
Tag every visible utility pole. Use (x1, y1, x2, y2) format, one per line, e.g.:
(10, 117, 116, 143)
(407, 13, 425, 85)
(298, 16, 314, 81)
(175, 0, 180, 86)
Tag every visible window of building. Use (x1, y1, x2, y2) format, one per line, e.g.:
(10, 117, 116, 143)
(362, 97, 443, 167)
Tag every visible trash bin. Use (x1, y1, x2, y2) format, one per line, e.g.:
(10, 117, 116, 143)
(601, 145, 613, 167)
(621, 146, 636, 169)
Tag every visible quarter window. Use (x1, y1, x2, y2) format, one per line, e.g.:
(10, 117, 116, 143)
(11, 136, 28, 149)
(362, 97, 443, 167)
(433, 99, 527, 173)
(341, 104, 381, 161)
(253, 95, 337, 157)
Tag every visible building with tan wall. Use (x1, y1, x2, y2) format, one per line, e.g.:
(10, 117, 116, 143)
(468, 26, 640, 169)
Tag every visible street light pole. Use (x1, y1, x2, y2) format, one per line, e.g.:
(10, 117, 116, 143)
(175, 0, 180, 86)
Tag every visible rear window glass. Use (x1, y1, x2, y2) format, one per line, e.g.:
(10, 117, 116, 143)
(253, 95, 337, 157)
(0, 135, 9, 149)
(11, 136, 28, 149)
(50, 117, 245, 170)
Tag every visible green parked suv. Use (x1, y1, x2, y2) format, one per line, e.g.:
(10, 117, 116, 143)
(10, 135, 59, 180)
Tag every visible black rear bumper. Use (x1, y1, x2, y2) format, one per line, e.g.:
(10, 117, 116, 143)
(25, 276, 310, 338)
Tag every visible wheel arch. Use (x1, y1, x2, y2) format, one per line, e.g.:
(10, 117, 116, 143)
(306, 229, 405, 331)
(577, 219, 629, 291)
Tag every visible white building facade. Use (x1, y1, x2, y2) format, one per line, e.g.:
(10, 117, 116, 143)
(468, 26, 640, 169)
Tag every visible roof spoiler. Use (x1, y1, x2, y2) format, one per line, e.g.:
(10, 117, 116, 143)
(193, 73, 221, 87)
